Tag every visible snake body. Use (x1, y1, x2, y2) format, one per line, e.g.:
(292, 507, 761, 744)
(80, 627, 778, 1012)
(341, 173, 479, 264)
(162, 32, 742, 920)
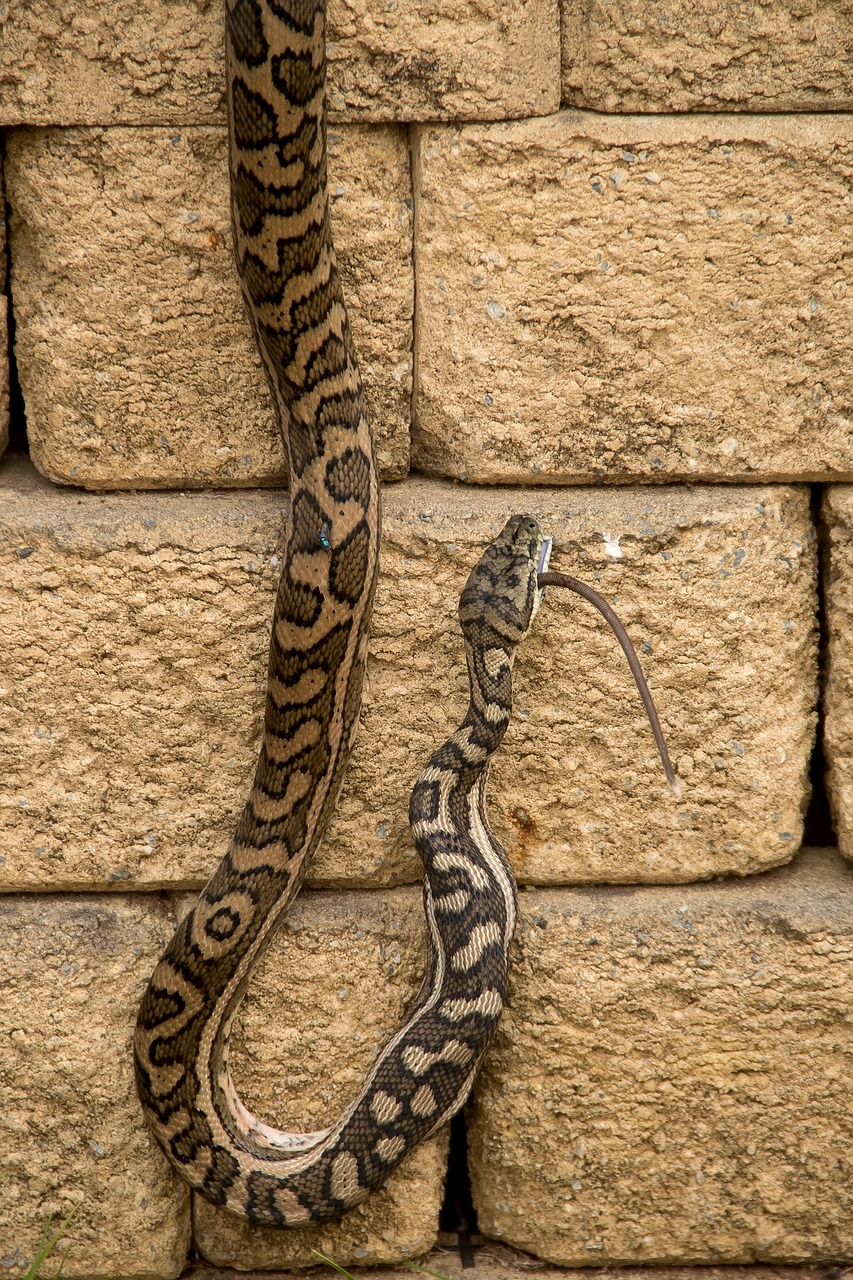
(134, 0, 547, 1226)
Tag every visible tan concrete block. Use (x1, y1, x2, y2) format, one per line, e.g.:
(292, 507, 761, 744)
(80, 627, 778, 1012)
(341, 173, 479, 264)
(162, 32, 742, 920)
(0, 458, 297, 892)
(413, 112, 853, 485)
(0, 0, 559, 126)
(0, 894, 190, 1280)
(192, 887, 447, 1268)
(325, 0, 560, 123)
(562, 0, 853, 114)
(0, 461, 817, 891)
(469, 848, 853, 1265)
(5, 124, 410, 488)
(820, 486, 853, 859)
(0, 0, 225, 127)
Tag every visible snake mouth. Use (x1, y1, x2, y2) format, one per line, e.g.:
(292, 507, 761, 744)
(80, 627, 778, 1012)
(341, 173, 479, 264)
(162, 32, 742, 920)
(530, 535, 552, 622)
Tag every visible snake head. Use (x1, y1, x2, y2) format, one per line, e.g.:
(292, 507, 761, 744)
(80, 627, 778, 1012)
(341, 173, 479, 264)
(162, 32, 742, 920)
(459, 514, 551, 652)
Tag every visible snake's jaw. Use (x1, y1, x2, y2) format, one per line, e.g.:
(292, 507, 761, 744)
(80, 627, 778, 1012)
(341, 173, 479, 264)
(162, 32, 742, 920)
(531, 536, 553, 622)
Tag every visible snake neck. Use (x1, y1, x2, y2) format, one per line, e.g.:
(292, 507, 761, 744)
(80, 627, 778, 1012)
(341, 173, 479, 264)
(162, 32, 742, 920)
(410, 638, 517, 928)
(433, 637, 515, 775)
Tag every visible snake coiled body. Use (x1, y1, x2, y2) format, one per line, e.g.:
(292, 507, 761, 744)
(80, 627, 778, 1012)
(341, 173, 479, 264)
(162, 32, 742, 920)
(134, 0, 545, 1226)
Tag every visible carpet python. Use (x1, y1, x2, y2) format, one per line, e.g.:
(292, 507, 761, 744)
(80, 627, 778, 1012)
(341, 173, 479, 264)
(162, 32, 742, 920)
(132, 0, 545, 1226)
(134, 0, 677, 1227)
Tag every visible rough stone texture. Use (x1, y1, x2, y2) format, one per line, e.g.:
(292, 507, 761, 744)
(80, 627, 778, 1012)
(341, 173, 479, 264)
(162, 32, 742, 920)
(0, 459, 817, 890)
(0, 894, 190, 1280)
(469, 848, 853, 1265)
(0, 0, 225, 127)
(192, 887, 447, 1269)
(324, 0, 560, 123)
(820, 486, 853, 859)
(561, 0, 853, 113)
(0, 0, 559, 126)
(413, 112, 853, 485)
(5, 124, 410, 488)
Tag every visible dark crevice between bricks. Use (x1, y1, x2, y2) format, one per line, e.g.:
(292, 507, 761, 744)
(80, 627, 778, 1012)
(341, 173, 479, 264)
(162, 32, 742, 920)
(439, 1109, 478, 1267)
(406, 120, 420, 461)
(2, 131, 29, 456)
(802, 482, 835, 849)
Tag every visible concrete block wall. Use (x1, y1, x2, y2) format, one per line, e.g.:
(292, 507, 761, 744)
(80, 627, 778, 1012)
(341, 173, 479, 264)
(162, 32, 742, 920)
(0, 2, 851, 1276)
